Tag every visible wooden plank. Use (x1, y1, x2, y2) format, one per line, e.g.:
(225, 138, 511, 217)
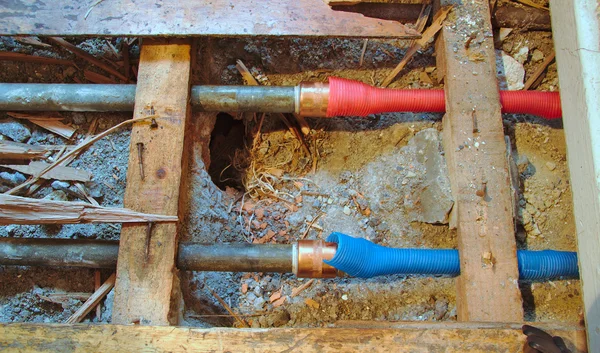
(112, 40, 192, 325)
(7, 112, 77, 139)
(0, 1, 419, 38)
(549, 0, 600, 350)
(1, 161, 91, 182)
(435, 0, 523, 322)
(0, 322, 587, 353)
(0, 194, 178, 225)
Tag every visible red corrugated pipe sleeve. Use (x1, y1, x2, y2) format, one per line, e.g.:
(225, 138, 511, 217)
(325, 77, 562, 119)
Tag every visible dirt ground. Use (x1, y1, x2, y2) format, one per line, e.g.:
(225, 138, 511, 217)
(0, 8, 583, 328)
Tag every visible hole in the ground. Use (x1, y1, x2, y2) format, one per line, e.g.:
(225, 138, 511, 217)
(208, 112, 246, 191)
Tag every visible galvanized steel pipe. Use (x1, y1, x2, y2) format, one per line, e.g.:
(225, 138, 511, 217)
(0, 238, 335, 277)
(0, 83, 297, 113)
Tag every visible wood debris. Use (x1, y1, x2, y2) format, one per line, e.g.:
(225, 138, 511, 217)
(236, 60, 310, 155)
(524, 51, 555, 90)
(94, 270, 102, 320)
(0, 51, 74, 66)
(7, 112, 77, 139)
(272, 296, 287, 308)
(39, 292, 92, 305)
(14, 36, 51, 48)
(0, 141, 50, 160)
(301, 213, 323, 239)
(75, 182, 100, 206)
(409, 3, 432, 47)
(0, 194, 178, 225)
(381, 6, 452, 87)
(290, 279, 314, 298)
(1, 161, 91, 182)
(514, 0, 548, 11)
(359, 39, 368, 67)
(48, 37, 127, 81)
(6, 115, 157, 195)
(207, 286, 249, 328)
(122, 40, 130, 82)
(65, 273, 115, 324)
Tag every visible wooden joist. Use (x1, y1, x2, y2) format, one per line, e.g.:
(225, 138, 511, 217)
(0, 322, 587, 352)
(549, 0, 600, 350)
(435, 0, 523, 322)
(112, 40, 192, 325)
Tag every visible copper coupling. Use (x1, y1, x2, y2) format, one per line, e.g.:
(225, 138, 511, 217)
(293, 240, 338, 278)
(296, 82, 330, 117)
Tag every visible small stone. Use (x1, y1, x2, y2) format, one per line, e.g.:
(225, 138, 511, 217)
(85, 181, 103, 198)
(516, 154, 530, 174)
(405, 171, 417, 178)
(253, 285, 263, 296)
(513, 46, 529, 64)
(546, 161, 556, 171)
(434, 298, 449, 320)
(343, 206, 352, 215)
(496, 50, 525, 90)
(341, 294, 348, 301)
(253, 297, 265, 310)
(531, 49, 544, 63)
(20, 309, 31, 320)
(268, 309, 290, 327)
(43, 190, 68, 202)
(339, 170, 352, 183)
(0, 171, 26, 186)
(0, 118, 31, 142)
(51, 180, 70, 190)
(327, 198, 333, 204)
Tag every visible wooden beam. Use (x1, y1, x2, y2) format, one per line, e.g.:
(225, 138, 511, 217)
(0, 1, 420, 38)
(112, 40, 192, 325)
(435, 0, 523, 322)
(0, 322, 587, 352)
(549, 0, 600, 350)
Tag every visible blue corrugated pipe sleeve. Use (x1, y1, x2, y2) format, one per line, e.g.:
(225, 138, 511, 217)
(324, 232, 579, 280)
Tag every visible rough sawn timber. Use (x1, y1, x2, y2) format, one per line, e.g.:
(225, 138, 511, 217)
(111, 40, 192, 325)
(0, 322, 587, 353)
(435, 0, 523, 322)
(0, 0, 420, 38)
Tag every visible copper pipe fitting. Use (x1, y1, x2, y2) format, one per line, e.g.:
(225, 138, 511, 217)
(297, 82, 329, 117)
(293, 240, 337, 278)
